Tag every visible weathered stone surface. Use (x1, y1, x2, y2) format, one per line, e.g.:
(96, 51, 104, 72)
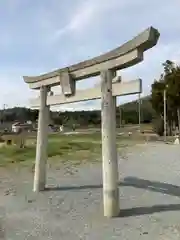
(23, 26, 160, 88)
(30, 79, 142, 107)
(60, 70, 75, 96)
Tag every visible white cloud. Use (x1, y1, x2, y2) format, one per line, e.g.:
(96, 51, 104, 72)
(52, 0, 99, 40)
(52, 0, 133, 41)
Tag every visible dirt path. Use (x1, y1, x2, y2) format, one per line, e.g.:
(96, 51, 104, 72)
(0, 142, 180, 239)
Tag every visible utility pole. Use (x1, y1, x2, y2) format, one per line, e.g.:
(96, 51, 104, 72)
(1, 104, 7, 124)
(138, 93, 141, 132)
(119, 106, 122, 128)
(164, 89, 167, 141)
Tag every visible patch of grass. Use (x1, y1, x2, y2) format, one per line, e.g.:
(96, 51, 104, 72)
(0, 132, 144, 168)
(48, 132, 102, 142)
(48, 140, 101, 159)
(0, 134, 102, 167)
(0, 145, 36, 167)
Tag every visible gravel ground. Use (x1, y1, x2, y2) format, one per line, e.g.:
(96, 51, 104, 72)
(0, 142, 180, 239)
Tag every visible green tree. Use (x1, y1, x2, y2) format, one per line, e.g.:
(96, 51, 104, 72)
(151, 60, 180, 135)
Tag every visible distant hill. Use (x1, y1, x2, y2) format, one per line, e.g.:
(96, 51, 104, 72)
(119, 95, 155, 124)
(0, 95, 155, 127)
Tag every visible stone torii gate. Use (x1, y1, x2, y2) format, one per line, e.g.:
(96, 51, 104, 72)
(23, 26, 160, 217)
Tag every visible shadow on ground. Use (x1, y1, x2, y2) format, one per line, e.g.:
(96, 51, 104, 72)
(45, 177, 180, 217)
(122, 177, 180, 197)
(119, 204, 180, 217)
(45, 184, 102, 191)
(119, 176, 180, 217)
(45, 176, 180, 197)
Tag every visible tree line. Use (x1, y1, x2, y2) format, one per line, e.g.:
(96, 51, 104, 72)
(0, 100, 154, 128)
(151, 60, 180, 135)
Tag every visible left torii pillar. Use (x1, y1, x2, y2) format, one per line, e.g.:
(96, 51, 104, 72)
(33, 86, 49, 192)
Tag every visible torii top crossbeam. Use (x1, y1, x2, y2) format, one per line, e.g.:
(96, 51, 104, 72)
(23, 26, 160, 90)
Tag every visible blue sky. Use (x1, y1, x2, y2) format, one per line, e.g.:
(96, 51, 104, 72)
(0, 0, 180, 111)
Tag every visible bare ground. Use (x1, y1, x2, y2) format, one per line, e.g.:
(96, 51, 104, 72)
(0, 142, 180, 239)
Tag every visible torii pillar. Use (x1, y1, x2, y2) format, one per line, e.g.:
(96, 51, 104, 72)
(33, 86, 49, 192)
